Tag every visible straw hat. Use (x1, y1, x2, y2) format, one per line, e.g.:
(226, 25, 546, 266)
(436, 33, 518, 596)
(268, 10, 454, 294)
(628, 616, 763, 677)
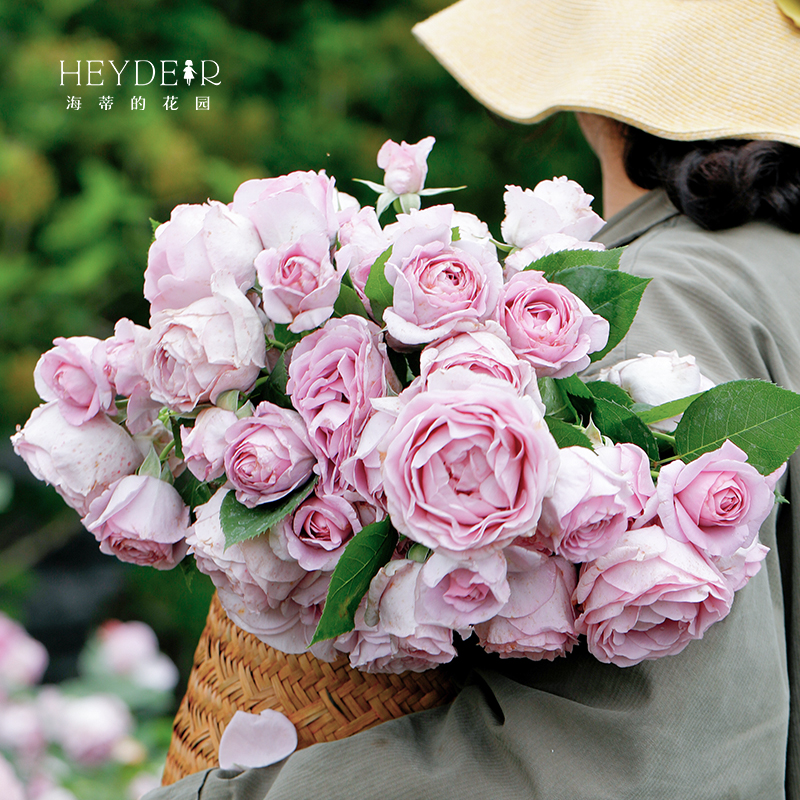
(412, 0, 800, 147)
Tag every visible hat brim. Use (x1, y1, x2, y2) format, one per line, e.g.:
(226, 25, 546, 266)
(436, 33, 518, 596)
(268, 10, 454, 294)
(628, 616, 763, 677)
(413, 0, 800, 147)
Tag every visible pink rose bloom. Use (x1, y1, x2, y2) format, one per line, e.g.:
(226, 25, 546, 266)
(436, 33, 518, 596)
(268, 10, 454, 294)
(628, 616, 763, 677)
(382, 384, 559, 557)
(501, 178, 604, 250)
(497, 270, 609, 378)
(0, 754, 25, 800)
(272, 494, 361, 571)
(103, 318, 150, 398)
(141, 271, 266, 413)
(256, 232, 341, 332)
(376, 136, 435, 195)
(574, 525, 734, 667)
(418, 323, 542, 404)
(503, 235, 605, 279)
(597, 350, 715, 432)
(381, 205, 503, 346)
(475, 547, 578, 661)
(224, 402, 316, 508)
(0, 700, 46, 759)
(50, 693, 133, 766)
(287, 315, 400, 501)
(416, 551, 510, 631)
(537, 445, 630, 562)
(231, 170, 340, 248)
(656, 440, 776, 558)
(0, 613, 48, 693)
(595, 442, 658, 527)
(181, 406, 239, 482)
(11, 402, 143, 516)
(34, 336, 116, 425)
(712, 538, 769, 592)
(83, 474, 189, 570)
(144, 201, 261, 315)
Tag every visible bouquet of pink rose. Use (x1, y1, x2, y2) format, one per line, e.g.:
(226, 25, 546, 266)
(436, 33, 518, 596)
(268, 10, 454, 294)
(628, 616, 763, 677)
(12, 137, 800, 673)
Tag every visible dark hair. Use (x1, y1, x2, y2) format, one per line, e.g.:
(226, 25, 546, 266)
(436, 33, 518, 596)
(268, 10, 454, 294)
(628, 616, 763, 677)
(621, 125, 800, 233)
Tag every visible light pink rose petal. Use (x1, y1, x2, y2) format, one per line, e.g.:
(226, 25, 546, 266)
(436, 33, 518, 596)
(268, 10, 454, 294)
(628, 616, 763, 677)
(218, 710, 298, 770)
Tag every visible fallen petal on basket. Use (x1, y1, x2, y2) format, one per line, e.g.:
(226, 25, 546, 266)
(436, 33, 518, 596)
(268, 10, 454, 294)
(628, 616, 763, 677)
(12, 136, 800, 674)
(218, 710, 298, 770)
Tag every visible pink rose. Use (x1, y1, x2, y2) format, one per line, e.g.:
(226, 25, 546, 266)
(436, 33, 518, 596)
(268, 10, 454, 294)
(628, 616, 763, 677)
(574, 525, 734, 667)
(272, 494, 361, 571)
(256, 232, 341, 332)
(142, 271, 266, 413)
(537, 445, 629, 562)
(11, 402, 143, 516)
(497, 270, 609, 378)
(376, 136, 435, 195)
(0, 701, 46, 760)
(144, 201, 261, 315)
(223, 402, 316, 508)
(503, 235, 605, 279)
(34, 336, 115, 425)
(656, 440, 776, 557)
(597, 350, 715, 432)
(287, 315, 400, 501)
(501, 178, 604, 250)
(231, 170, 340, 248)
(475, 547, 578, 660)
(416, 551, 510, 631)
(382, 384, 559, 557)
(0, 613, 48, 693)
(381, 205, 503, 346)
(712, 538, 769, 592)
(181, 406, 239, 482)
(103, 318, 150, 398)
(595, 442, 658, 527)
(83, 475, 190, 570)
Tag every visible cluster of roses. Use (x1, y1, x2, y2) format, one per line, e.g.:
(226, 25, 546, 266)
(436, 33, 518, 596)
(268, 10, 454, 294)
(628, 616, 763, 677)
(11, 137, 780, 672)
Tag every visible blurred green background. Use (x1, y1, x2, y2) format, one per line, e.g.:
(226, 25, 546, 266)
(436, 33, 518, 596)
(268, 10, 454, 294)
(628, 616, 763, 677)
(0, 0, 599, 702)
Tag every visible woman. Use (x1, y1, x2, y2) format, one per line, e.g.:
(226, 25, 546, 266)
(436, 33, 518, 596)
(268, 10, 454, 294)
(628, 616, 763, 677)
(147, 1, 800, 797)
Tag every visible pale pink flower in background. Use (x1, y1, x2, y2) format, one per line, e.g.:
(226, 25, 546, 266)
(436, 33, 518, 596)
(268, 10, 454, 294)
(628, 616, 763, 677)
(503, 235, 605, 279)
(381, 205, 503, 346)
(144, 200, 261, 315)
(272, 494, 361, 572)
(129, 774, 163, 800)
(537, 445, 630, 562)
(656, 440, 775, 558)
(142, 270, 266, 413)
(475, 546, 578, 660)
(287, 315, 400, 502)
(382, 385, 559, 557)
(11, 402, 143, 516)
(501, 178, 604, 250)
(377, 136, 435, 195)
(82, 475, 189, 570)
(181, 406, 239, 482)
(0, 613, 48, 694)
(0, 753, 25, 800)
(223, 402, 316, 508)
(595, 442, 658, 527)
(0, 700, 47, 760)
(256, 232, 341, 332)
(597, 350, 715, 432)
(34, 336, 116, 425)
(574, 525, 734, 667)
(497, 270, 609, 378)
(218, 710, 297, 770)
(416, 551, 510, 631)
(230, 170, 340, 247)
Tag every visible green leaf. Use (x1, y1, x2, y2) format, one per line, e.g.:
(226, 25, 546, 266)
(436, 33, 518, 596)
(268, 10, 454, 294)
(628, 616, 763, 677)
(310, 517, 398, 645)
(673, 380, 800, 474)
(555, 374, 593, 400)
(173, 469, 213, 510)
(220, 476, 318, 549)
(538, 377, 577, 421)
(550, 266, 651, 362)
(170, 416, 185, 460)
(586, 380, 633, 407)
(333, 282, 370, 320)
(527, 247, 624, 277)
(150, 217, 161, 237)
(545, 416, 594, 449)
(636, 392, 704, 425)
(363, 246, 394, 322)
(260, 352, 294, 410)
(271, 323, 303, 349)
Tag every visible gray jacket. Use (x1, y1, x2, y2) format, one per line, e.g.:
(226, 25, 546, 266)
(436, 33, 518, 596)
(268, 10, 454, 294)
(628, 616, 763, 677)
(147, 189, 800, 799)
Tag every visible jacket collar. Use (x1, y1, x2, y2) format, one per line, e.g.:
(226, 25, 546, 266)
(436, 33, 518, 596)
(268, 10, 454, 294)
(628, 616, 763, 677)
(593, 188, 680, 248)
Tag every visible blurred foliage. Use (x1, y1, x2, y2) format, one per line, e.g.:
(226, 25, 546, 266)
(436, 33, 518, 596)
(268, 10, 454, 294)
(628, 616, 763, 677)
(0, 0, 600, 713)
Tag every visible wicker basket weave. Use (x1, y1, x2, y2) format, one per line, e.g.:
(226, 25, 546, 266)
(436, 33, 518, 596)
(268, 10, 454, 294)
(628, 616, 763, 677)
(162, 592, 458, 785)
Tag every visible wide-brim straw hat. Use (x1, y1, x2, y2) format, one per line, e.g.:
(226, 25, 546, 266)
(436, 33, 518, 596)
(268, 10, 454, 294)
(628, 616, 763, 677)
(412, 0, 800, 147)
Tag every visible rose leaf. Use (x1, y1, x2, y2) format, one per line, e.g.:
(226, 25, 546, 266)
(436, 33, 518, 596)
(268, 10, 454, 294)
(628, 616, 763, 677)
(363, 245, 394, 322)
(529, 247, 624, 276)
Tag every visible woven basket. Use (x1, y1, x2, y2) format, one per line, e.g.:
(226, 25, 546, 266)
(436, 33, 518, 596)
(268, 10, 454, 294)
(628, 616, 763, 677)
(162, 592, 458, 785)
